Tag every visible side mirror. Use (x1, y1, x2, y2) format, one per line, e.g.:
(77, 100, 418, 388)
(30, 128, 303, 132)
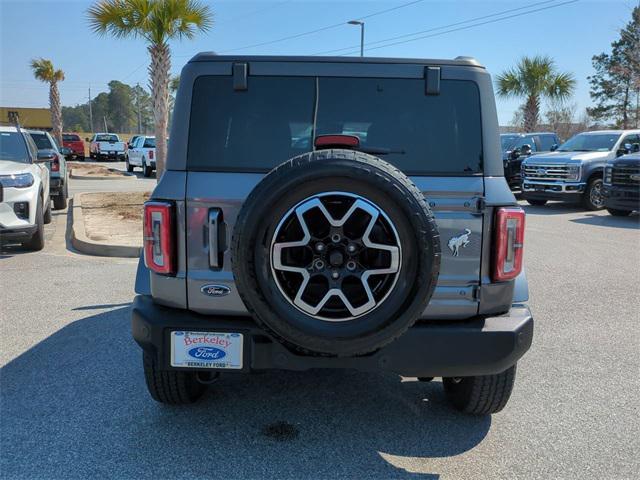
(633, 143, 640, 153)
(85, 137, 90, 142)
(550, 144, 558, 151)
(510, 148, 521, 160)
(35, 151, 56, 163)
(520, 144, 532, 156)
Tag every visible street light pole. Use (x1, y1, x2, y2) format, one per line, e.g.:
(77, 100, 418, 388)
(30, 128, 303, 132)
(348, 20, 365, 57)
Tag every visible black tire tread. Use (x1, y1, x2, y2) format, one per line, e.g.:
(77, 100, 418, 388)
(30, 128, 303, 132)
(444, 364, 517, 415)
(142, 352, 205, 404)
(232, 149, 441, 356)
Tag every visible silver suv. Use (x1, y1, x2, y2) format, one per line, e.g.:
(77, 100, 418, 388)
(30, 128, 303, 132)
(132, 55, 533, 415)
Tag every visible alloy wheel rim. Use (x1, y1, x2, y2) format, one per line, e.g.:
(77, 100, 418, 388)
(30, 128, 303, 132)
(270, 192, 402, 322)
(590, 181, 604, 207)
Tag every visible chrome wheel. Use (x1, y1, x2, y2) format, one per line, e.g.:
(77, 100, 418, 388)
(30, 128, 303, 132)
(589, 180, 604, 208)
(270, 192, 401, 321)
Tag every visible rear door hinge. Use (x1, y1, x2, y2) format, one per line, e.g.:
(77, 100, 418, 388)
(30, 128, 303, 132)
(473, 196, 486, 215)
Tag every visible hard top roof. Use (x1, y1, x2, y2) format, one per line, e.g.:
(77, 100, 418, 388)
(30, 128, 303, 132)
(188, 54, 484, 68)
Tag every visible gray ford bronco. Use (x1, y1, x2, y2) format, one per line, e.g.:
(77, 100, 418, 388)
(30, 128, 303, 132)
(132, 55, 533, 415)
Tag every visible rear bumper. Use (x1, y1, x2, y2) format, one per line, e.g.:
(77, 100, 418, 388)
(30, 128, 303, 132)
(603, 185, 639, 211)
(131, 295, 534, 377)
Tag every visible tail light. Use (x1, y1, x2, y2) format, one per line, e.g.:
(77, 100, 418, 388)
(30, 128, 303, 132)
(492, 207, 525, 282)
(143, 201, 175, 275)
(148, 150, 154, 159)
(51, 157, 60, 172)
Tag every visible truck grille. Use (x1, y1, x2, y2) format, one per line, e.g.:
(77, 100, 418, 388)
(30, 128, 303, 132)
(523, 164, 572, 180)
(612, 167, 640, 186)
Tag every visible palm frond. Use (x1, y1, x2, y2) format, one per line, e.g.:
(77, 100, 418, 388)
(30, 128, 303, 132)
(30, 58, 65, 83)
(545, 72, 577, 102)
(495, 68, 525, 98)
(87, 0, 144, 39)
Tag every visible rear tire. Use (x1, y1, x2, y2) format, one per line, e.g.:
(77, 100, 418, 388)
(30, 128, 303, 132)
(22, 199, 45, 251)
(443, 364, 517, 415)
(232, 149, 441, 356)
(53, 182, 68, 210)
(43, 199, 52, 224)
(142, 352, 206, 405)
(143, 158, 153, 177)
(607, 208, 632, 216)
(582, 177, 605, 210)
(526, 199, 547, 206)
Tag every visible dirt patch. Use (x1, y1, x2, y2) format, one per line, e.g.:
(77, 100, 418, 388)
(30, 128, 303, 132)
(69, 162, 128, 178)
(81, 192, 150, 246)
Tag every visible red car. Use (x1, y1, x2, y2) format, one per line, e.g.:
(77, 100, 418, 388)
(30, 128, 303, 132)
(62, 133, 85, 160)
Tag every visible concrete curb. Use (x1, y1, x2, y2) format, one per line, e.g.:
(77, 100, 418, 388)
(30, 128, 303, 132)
(71, 193, 141, 258)
(70, 169, 136, 180)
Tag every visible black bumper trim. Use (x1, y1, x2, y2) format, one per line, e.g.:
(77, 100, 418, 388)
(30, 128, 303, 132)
(522, 191, 583, 202)
(0, 225, 36, 242)
(132, 295, 534, 377)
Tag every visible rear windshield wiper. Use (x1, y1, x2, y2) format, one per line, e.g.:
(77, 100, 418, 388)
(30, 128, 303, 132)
(360, 146, 406, 155)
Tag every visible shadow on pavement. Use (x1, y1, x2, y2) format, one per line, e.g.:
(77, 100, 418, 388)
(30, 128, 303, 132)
(570, 212, 639, 229)
(1, 307, 490, 479)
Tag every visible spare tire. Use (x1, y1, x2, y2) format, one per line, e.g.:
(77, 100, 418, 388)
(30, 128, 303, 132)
(232, 149, 440, 356)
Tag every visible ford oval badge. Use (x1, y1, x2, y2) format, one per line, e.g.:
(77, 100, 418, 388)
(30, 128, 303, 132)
(201, 284, 231, 297)
(188, 346, 226, 360)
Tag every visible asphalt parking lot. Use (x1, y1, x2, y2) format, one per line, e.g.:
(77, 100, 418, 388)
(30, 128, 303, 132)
(1, 172, 639, 479)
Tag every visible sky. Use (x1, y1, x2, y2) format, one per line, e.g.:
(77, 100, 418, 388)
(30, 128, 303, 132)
(0, 0, 636, 125)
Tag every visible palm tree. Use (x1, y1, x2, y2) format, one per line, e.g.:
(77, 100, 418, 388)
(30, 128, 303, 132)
(30, 58, 65, 145)
(88, 0, 212, 179)
(496, 55, 576, 132)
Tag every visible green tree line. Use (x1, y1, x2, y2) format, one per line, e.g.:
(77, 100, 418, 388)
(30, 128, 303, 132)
(62, 80, 155, 133)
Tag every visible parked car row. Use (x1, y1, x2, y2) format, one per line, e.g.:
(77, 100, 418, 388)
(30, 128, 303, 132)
(60, 131, 159, 177)
(501, 130, 640, 216)
(0, 126, 55, 250)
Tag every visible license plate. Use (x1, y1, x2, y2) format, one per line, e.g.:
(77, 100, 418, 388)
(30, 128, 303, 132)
(170, 331, 243, 369)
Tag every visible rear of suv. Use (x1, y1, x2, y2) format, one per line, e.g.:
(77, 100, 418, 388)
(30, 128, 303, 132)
(132, 55, 534, 415)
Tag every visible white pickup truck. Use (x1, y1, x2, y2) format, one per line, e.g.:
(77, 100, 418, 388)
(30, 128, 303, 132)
(87, 133, 126, 161)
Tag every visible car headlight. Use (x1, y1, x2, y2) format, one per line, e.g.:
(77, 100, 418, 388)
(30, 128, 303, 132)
(566, 165, 581, 181)
(604, 166, 613, 185)
(0, 173, 34, 188)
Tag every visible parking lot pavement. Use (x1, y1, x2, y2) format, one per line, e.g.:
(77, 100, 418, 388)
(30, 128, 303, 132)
(1, 195, 639, 479)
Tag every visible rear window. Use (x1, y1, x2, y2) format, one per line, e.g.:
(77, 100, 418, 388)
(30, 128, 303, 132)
(63, 134, 80, 141)
(188, 75, 483, 174)
(537, 135, 557, 151)
(29, 132, 53, 150)
(143, 138, 156, 148)
(96, 134, 119, 142)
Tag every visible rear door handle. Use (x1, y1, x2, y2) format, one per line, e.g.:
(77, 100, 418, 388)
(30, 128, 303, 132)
(208, 209, 223, 268)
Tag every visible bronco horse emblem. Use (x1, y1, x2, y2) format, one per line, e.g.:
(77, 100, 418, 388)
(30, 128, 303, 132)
(448, 229, 471, 257)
